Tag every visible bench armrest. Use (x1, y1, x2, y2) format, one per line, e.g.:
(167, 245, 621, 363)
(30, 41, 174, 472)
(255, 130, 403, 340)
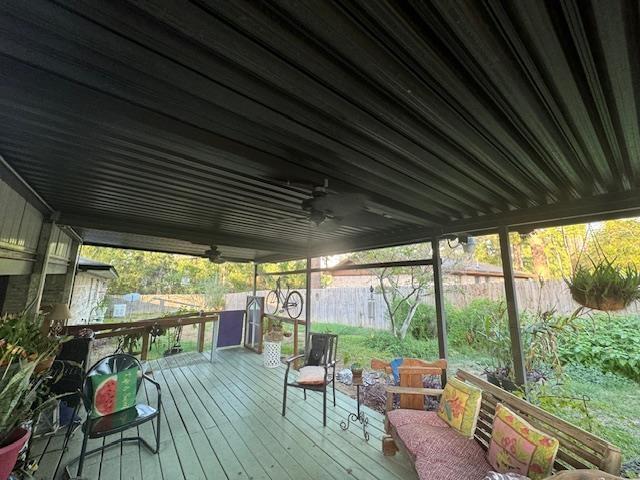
(385, 386, 444, 412)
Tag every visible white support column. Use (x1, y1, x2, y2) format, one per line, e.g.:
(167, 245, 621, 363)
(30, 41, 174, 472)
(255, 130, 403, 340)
(26, 221, 55, 318)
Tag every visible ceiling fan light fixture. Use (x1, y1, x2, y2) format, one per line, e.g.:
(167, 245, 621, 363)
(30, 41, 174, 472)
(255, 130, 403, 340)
(309, 210, 327, 226)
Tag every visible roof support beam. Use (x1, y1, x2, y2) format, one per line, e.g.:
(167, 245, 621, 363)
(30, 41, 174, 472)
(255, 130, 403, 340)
(441, 190, 640, 237)
(59, 213, 308, 256)
(258, 259, 434, 276)
(498, 227, 526, 387)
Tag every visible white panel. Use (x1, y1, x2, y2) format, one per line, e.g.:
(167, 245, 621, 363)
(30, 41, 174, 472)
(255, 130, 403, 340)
(0, 177, 43, 254)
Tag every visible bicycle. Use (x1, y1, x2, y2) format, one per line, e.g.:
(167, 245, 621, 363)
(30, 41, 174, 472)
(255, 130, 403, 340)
(265, 277, 304, 319)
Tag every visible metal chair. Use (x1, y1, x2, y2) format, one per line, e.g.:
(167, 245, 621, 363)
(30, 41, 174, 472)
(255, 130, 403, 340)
(282, 333, 337, 426)
(73, 354, 161, 477)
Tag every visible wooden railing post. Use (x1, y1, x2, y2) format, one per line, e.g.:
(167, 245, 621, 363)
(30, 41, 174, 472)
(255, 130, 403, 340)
(197, 319, 206, 353)
(140, 327, 150, 361)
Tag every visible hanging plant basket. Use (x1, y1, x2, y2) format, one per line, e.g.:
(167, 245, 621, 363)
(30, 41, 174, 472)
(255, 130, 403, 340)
(566, 256, 640, 312)
(570, 292, 627, 311)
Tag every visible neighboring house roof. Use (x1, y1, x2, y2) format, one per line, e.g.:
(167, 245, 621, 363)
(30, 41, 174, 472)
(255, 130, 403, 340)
(329, 258, 534, 279)
(77, 256, 119, 279)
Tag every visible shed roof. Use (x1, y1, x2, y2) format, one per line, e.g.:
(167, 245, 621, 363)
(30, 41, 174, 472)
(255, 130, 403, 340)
(1, 1, 639, 261)
(77, 256, 118, 279)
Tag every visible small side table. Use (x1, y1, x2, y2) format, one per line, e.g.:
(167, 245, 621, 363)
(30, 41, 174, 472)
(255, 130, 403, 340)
(340, 380, 370, 441)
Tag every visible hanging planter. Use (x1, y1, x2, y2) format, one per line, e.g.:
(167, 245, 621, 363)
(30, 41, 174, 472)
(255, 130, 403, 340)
(567, 257, 640, 311)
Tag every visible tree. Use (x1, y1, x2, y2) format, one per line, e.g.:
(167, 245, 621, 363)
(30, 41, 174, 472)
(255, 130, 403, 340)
(80, 246, 255, 295)
(350, 243, 433, 339)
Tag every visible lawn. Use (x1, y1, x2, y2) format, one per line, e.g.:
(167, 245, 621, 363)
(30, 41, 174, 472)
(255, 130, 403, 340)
(282, 321, 640, 468)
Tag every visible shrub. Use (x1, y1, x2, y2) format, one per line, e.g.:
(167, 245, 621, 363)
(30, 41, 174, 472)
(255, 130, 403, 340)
(362, 331, 438, 360)
(407, 303, 436, 340)
(559, 314, 640, 380)
(446, 299, 506, 348)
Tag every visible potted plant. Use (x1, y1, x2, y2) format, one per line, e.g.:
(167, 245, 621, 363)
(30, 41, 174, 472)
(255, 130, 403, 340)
(567, 256, 640, 311)
(351, 362, 363, 384)
(121, 332, 142, 355)
(478, 304, 518, 392)
(0, 313, 65, 374)
(0, 314, 67, 479)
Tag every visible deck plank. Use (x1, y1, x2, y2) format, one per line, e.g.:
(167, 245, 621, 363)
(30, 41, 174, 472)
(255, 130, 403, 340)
(188, 360, 343, 480)
(29, 349, 415, 480)
(213, 350, 417, 480)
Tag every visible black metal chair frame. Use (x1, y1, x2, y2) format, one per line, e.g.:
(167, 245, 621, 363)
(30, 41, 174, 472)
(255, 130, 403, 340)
(72, 354, 161, 477)
(282, 333, 337, 426)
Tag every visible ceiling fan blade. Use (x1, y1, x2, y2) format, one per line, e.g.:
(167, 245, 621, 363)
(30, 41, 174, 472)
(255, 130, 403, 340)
(338, 211, 391, 228)
(316, 218, 341, 232)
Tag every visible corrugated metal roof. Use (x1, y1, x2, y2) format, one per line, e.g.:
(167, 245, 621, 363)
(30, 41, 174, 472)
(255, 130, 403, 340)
(1, 1, 639, 261)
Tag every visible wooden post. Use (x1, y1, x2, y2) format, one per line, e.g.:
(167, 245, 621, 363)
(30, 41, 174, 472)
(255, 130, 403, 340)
(498, 226, 527, 387)
(197, 319, 206, 353)
(292, 318, 301, 369)
(140, 328, 150, 361)
(305, 257, 312, 351)
(252, 263, 258, 296)
(431, 237, 448, 386)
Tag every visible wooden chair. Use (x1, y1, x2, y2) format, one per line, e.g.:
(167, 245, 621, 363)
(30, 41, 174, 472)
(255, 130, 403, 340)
(282, 333, 337, 426)
(371, 357, 447, 410)
(73, 354, 161, 477)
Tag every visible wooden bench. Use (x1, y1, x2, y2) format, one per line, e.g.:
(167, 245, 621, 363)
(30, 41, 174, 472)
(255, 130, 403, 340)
(383, 369, 622, 478)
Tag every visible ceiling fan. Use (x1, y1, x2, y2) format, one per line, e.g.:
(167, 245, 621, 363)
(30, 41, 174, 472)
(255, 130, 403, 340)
(298, 179, 392, 232)
(203, 245, 226, 264)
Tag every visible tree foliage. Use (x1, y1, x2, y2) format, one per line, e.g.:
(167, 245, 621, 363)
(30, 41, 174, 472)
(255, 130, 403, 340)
(350, 243, 434, 339)
(81, 246, 254, 295)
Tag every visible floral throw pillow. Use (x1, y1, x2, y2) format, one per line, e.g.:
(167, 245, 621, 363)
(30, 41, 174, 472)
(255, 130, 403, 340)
(436, 377, 482, 438)
(488, 403, 559, 480)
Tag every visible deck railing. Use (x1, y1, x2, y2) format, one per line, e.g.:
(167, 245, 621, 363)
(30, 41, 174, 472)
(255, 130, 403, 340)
(60, 311, 221, 360)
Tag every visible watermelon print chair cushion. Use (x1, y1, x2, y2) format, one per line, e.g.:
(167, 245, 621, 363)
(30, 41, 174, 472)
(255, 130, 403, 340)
(487, 403, 559, 480)
(90, 366, 139, 417)
(436, 376, 482, 438)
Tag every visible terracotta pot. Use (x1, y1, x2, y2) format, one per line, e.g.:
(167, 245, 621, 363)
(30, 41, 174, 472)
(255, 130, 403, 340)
(0, 427, 30, 480)
(34, 356, 54, 374)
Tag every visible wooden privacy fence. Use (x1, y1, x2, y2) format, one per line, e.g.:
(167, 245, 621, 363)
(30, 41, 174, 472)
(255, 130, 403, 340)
(104, 294, 207, 318)
(225, 280, 640, 330)
(62, 311, 221, 360)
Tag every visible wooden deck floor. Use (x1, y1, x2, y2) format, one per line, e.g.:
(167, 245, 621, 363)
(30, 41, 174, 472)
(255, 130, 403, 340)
(32, 348, 417, 480)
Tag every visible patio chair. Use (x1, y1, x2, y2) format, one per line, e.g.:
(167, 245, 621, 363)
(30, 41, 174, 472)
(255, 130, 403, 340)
(72, 354, 161, 477)
(282, 333, 337, 426)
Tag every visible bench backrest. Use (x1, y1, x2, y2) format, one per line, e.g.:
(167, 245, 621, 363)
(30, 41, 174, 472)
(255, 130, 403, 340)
(456, 370, 621, 475)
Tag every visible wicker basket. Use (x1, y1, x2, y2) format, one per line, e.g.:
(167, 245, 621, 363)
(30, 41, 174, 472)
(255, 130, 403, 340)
(571, 292, 627, 311)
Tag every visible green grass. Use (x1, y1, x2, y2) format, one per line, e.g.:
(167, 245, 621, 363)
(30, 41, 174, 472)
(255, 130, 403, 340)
(293, 322, 640, 464)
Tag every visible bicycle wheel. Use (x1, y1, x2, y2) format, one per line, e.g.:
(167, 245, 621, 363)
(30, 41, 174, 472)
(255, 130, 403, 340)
(285, 291, 304, 319)
(265, 290, 279, 314)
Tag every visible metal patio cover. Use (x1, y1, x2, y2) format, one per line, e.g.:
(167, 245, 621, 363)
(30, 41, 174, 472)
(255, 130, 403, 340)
(1, 0, 639, 262)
